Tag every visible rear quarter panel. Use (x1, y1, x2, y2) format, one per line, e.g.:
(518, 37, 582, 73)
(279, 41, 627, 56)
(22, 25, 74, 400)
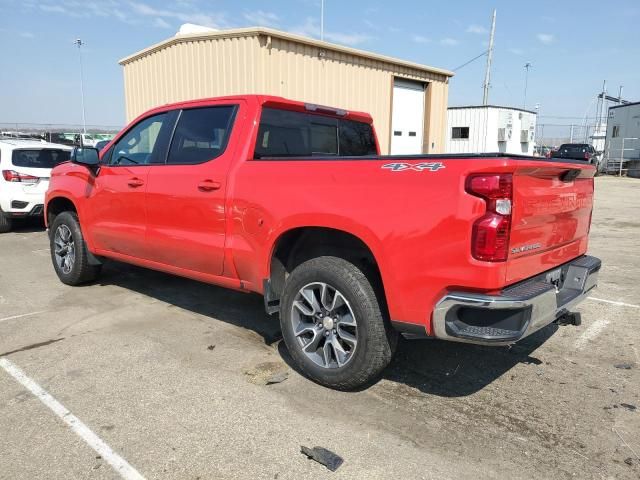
(231, 156, 594, 333)
(230, 157, 521, 330)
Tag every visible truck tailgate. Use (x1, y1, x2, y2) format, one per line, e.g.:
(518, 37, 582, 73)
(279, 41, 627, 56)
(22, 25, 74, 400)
(506, 164, 594, 285)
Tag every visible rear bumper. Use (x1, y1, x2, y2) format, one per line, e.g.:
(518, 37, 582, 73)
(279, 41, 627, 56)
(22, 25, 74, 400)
(1, 183, 47, 217)
(433, 255, 601, 346)
(5, 204, 44, 218)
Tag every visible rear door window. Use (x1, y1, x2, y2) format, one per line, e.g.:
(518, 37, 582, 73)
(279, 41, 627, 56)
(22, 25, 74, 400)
(339, 119, 377, 156)
(12, 149, 70, 168)
(255, 108, 376, 158)
(167, 106, 237, 164)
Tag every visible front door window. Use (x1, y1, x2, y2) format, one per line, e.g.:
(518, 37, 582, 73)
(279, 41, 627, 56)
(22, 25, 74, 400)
(109, 113, 167, 166)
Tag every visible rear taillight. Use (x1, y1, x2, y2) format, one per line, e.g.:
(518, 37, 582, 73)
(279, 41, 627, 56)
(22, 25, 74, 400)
(2, 170, 39, 184)
(466, 173, 513, 262)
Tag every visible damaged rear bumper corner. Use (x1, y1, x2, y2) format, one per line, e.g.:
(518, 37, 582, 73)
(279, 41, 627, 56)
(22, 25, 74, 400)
(432, 255, 601, 346)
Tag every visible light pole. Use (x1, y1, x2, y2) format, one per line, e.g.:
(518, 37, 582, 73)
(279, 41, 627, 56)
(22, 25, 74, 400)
(320, 0, 324, 41)
(74, 38, 87, 135)
(534, 103, 541, 148)
(523, 62, 532, 109)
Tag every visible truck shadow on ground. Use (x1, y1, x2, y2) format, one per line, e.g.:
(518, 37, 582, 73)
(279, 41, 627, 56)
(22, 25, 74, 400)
(381, 327, 556, 397)
(100, 261, 558, 397)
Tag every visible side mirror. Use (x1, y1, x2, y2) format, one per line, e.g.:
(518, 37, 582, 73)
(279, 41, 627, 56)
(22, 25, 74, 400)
(71, 147, 100, 167)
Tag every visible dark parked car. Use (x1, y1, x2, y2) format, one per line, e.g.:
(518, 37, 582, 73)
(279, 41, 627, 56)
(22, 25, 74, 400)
(554, 144, 603, 174)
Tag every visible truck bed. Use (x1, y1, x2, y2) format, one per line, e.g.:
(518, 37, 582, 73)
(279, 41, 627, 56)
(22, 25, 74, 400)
(234, 152, 595, 332)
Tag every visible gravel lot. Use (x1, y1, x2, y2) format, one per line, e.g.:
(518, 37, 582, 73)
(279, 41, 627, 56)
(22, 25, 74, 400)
(1, 175, 639, 480)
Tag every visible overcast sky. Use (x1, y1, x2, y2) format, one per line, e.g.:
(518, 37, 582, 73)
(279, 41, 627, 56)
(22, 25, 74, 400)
(1, 0, 638, 130)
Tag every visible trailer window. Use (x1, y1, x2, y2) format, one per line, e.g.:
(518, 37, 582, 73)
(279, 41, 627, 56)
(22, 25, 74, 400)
(451, 127, 469, 140)
(255, 108, 376, 158)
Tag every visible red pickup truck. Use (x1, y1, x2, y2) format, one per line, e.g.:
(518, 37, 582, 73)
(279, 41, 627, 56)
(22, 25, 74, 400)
(45, 95, 600, 389)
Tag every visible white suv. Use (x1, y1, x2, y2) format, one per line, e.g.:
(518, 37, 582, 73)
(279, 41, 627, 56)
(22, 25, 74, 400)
(0, 139, 72, 232)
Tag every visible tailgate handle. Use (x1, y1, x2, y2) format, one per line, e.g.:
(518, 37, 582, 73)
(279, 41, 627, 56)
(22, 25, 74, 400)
(560, 169, 581, 182)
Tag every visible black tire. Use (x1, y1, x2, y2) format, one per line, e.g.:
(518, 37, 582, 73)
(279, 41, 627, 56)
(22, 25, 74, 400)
(0, 208, 12, 233)
(280, 256, 397, 390)
(50, 211, 101, 285)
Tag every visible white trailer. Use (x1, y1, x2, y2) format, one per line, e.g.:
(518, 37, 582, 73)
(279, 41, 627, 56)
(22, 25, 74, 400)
(605, 102, 640, 174)
(446, 105, 537, 155)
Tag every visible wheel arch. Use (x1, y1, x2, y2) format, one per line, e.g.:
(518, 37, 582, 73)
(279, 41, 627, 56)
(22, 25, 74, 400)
(46, 196, 78, 228)
(263, 226, 391, 316)
(46, 196, 102, 266)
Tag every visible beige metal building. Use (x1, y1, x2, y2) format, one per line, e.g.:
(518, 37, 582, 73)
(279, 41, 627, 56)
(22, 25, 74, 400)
(119, 27, 453, 154)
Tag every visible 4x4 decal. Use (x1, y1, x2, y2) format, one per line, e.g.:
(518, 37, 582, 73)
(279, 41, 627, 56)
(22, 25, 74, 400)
(382, 162, 445, 172)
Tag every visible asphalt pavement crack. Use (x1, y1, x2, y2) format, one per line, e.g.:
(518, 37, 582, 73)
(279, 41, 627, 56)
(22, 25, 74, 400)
(0, 338, 65, 357)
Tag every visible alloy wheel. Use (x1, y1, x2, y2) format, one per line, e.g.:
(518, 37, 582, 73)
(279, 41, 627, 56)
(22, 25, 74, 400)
(290, 282, 358, 369)
(54, 225, 76, 274)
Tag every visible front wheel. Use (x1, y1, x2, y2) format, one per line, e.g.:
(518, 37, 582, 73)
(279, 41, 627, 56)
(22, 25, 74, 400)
(50, 211, 101, 285)
(280, 256, 397, 390)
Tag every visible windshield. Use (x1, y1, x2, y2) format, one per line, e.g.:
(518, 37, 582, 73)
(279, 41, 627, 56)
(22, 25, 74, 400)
(11, 149, 70, 169)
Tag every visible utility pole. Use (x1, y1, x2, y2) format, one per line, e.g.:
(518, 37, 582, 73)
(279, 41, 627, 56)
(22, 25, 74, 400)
(597, 80, 607, 126)
(320, 0, 324, 41)
(523, 62, 532, 109)
(482, 9, 496, 105)
(74, 38, 87, 135)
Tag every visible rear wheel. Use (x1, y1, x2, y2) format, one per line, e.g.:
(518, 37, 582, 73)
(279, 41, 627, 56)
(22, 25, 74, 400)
(280, 256, 397, 390)
(0, 208, 12, 233)
(50, 211, 101, 285)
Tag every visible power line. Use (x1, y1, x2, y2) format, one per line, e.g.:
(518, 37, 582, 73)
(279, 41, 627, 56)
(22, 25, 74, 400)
(538, 115, 600, 120)
(452, 50, 488, 71)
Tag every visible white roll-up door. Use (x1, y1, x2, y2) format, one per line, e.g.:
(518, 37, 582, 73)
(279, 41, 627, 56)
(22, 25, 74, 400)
(390, 79, 426, 155)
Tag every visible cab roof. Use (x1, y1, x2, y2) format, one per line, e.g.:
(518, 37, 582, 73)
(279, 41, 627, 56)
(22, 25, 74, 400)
(143, 94, 374, 125)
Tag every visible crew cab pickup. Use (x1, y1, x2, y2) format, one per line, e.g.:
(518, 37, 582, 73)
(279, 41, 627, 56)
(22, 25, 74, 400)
(45, 95, 601, 389)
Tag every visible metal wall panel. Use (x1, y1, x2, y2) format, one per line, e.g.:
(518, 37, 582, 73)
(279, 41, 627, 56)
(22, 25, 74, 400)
(121, 32, 450, 153)
(446, 107, 537, 155)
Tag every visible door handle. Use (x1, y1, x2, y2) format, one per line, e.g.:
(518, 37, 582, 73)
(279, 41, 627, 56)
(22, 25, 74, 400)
(198, 180, 221, 192)
(127, 177, 144, 188)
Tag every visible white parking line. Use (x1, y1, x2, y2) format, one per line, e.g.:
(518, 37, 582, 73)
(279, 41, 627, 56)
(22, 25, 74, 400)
(0, 358, 146, 480)
(574, 318, 611, 350)
(0, 311, 46, 323)
(587, 297, 640, 309)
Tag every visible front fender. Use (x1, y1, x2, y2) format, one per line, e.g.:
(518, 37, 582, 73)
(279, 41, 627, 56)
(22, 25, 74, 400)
(45, 163, 96, 249)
